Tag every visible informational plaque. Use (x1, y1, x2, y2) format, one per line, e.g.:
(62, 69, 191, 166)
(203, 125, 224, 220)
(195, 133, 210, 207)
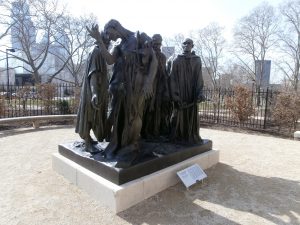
(177, 164, 207, 188)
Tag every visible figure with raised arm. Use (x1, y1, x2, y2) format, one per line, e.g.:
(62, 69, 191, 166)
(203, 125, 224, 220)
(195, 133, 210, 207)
(87, 20, 157, 163)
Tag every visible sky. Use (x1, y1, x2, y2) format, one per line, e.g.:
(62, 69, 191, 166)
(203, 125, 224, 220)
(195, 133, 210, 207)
(61, 0, 284, 40)
(60, 0, 284, 82)
(0, 0, 285, 81)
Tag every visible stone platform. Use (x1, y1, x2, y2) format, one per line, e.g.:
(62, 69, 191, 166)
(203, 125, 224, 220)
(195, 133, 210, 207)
(58, 140, 212, 185)
(52, 149, 219, 213)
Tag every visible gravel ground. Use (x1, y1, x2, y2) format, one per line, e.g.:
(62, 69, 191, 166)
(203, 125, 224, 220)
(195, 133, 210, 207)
(0, 126, 299, 225)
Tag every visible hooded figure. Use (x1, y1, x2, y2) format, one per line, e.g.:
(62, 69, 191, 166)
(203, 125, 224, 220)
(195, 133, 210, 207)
(141, 34, 171, 139)
(75, 33, 109, 151)
(169, 38, 205, 144)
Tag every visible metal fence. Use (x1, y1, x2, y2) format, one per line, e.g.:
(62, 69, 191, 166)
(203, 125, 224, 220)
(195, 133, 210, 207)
(0, 83, 80, 118)
(199, 87, 277, 130)
(0, 84, 282, 132)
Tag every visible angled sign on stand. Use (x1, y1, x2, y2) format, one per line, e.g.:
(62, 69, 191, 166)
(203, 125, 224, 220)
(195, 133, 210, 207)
(177, 164, 207, 188)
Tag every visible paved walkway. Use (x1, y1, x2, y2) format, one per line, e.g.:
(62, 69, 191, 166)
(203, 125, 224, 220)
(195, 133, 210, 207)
(0, 126, 299, 225)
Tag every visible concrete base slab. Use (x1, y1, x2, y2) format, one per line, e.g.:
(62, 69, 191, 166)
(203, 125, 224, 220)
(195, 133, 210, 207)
(58, 140, 212, 185)
(52, 149, 219, 213)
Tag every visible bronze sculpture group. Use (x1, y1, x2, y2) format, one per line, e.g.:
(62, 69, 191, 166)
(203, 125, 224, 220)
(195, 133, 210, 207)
(75, 19, 205, 165)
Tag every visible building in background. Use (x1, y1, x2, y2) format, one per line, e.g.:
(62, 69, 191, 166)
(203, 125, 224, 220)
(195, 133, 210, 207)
(11, 0, 36, 50)
(255, 60, 271, 88)
(9, 0, 73, 85)
(0, 67, 16, 86)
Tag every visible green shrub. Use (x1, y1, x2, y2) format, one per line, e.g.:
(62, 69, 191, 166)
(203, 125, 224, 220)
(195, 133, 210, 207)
(57, 100, 71, 114)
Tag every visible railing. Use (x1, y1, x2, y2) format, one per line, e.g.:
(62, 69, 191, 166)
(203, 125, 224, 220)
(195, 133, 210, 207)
(199, 87, 277, 131)
(0, 83, 291, 134)
(0, 83, 80, 118)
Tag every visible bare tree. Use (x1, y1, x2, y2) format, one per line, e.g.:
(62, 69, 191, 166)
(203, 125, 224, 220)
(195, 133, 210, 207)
(192, 22, 226, 89)
(0, 0, 15, 40)
(47, 14, 96, 84)
(163, 33, 185, 55)
(221, 60, 254, 87)
(0, 24, 13, 41)
(233, 2, 278, 91)
(276, 0, 300, 92)
(0, 0, 68, 83)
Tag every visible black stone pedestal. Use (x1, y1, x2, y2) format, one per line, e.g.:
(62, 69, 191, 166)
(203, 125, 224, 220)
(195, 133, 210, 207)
(58, 139, 212, 185)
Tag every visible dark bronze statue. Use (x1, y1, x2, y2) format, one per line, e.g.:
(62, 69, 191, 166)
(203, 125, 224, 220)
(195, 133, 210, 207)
(66, 20, 213, 178)
(141, 34, 171, 140)
(57, 18, 212, 188)
(87, 20, 158, 160)
(169, 38, 205, 144)
(75, 32, 110, 152)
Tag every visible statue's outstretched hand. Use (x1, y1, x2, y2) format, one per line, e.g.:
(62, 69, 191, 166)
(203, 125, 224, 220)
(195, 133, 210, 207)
(86, 24, 102, 42)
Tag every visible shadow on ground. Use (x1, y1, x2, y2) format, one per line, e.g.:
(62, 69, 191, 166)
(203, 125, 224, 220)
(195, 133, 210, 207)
(118, 163, 300, 225)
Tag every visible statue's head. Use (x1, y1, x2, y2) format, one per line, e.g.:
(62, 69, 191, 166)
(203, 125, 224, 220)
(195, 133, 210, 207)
(100, 31, 110, 48)
(182, 38, 194, 53)
(104, 19, 122, 41)
(152, 34, 162, 51)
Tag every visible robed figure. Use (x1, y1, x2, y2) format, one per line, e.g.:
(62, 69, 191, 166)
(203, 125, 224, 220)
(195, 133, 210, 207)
(169, 38, 204, 144)
(75, 36, 109, 151)
(141, 34, 171, 139)
(87, 20, 157, 160)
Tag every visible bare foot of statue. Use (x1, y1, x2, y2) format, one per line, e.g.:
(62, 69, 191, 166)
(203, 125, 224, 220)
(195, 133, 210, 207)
(103, 143, 140, 168)
(84, 136, 101, 153)
(115, 143, 140, 168)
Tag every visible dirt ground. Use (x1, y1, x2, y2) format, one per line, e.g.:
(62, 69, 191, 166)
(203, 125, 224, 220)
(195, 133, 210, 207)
(0, 126, 299, 225)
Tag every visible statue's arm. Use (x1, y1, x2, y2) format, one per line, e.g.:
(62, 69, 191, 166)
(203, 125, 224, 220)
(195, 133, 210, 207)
(87, 24, 116, 65)
(169, 60, 180, 103)
(90, 73, 100, 109)
(143, 49, 158, 99)
(196, 59, 205, 102)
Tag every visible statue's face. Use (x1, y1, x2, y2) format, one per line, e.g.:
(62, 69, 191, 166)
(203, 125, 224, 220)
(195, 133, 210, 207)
(152, 41, 162, 51)
(182, 40, 193, 53)
(105, 27, 119, 41)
